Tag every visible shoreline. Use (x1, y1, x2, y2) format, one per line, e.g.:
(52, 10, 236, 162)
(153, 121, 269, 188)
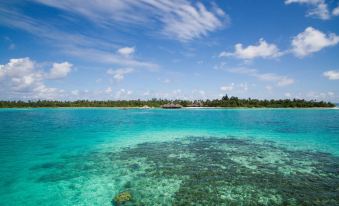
(0, 106, 336, 109)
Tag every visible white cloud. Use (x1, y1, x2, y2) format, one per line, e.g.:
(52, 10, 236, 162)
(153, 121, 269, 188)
(220, 28, 339, 60)
(115, 89, 133, 99)
(96, 78, 102, 83)
(219, 38, 282, 60)
(32, 0, 227, 41)
(256, 73, 295, 86)
(306, 91, 336, 100)
(47, 62, 72, 79)
(141, 89, 211, 100)
(220, 83, 234, 92)
(107, 68, 134, 81)
(285, 0, 330, 20)
(291, 27, 339, 57)
(163, 79, 171, 84)
(224, 67, 294, 87)
(190, 89, 207, 99)
(327, 91, 334, 96)
(323, 70, 339, 80)
(0, 7, 158, 69)
(285, 92, 292, 97)
(71, 89, 79, 96)
(105, 87, 113, 94)
(220, 83, 249, 93)
(265, 85, 273, 91)
(172, 89, 182, 95)
(239, 83, 249, 92)
(0, 58, 64, 99)
(150, 89, 184, 99)
(67, 47, 158, 70)
(333, 6, 339, 16)
(117, 47, 135, 57)
(0, 58, 38, 91)
(161, 2, 226, 41)
(143, 90, 151, 96)
(198, 90, 206, 95)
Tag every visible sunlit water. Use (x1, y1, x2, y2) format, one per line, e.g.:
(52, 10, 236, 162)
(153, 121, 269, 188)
(0, 108, 338, 205)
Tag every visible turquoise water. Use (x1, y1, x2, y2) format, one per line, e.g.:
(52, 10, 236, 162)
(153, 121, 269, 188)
(0, 108, 338, 205)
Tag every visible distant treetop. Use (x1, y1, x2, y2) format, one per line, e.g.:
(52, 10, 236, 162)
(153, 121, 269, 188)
(0, 95, 335, 108)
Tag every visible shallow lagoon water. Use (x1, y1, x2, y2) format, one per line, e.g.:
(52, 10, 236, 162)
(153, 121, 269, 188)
(0, 108, 338, 205)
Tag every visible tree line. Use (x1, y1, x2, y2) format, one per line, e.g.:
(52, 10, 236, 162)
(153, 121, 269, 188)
(0, 95, 335, 108)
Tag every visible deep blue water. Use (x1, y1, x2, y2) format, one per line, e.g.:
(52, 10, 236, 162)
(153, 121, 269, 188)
(0, 108, 338, 205)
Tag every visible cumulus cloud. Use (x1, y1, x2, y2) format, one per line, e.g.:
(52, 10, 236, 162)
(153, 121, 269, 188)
(0, 58, 65, 99)
(323, 70, 339, 80)
(291, 27, 339, 57)
(47, 62, 72, 79)
(117, 47, 135, 57)
(220, 28, 339, 60)
(107, 68, 134, 81)
(219, 38, 282, 60)
(32, 0, 227, 41)
(333, 6, 339, 16)
(0, 57, 38, 91)
(285, 0, 330, 20)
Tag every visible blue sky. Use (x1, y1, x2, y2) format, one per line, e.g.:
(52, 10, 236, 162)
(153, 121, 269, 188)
(0, 0, 339, 101)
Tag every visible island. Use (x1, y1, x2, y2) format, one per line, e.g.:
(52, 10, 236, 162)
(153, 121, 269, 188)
(0, 95, 335, 108)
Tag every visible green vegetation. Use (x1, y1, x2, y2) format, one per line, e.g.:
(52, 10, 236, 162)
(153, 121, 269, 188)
(0, 95, 335, 108)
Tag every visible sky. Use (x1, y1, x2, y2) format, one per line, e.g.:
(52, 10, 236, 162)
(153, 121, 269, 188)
(0, 0, 339, 101)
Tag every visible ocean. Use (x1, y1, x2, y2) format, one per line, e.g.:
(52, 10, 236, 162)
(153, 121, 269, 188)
(0, 108, 338, 205)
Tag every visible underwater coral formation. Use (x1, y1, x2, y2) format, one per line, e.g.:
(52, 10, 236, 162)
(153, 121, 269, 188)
(116, 137, 339, 205)
(113, 191, 132, 205)
(32, 136, 339, 206)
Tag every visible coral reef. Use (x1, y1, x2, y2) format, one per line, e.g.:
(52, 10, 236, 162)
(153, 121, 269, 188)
(117, 137, 339, 205)
(113, 191, 132, 205)
(32, 136, 339, 205)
